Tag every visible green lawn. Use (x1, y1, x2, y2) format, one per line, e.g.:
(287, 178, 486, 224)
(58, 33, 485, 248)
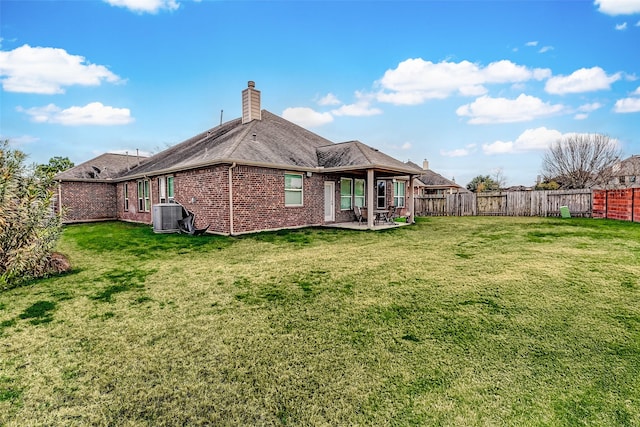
(1, 217, 639, 426)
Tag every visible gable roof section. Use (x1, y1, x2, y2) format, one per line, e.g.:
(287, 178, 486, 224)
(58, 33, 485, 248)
(613, 155, 640, 176)
(119, 110, 335, 179)
(318, 141, 421, 175)
(55, 153, 147, 182)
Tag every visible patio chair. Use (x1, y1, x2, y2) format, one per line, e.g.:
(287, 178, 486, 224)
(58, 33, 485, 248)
(354, 205, 364, 224)
(386, 205, 397, 223)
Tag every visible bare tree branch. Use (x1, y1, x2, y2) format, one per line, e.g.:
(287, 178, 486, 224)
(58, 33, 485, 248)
(541, 134, 621, 189)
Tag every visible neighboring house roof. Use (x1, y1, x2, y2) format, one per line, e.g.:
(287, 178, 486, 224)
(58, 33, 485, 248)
(406, 161, 468, 191)
(612, 155, 640, 176)
(55, 153, 147, 182)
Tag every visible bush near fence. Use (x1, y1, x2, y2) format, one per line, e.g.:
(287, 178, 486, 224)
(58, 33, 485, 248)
(593, 189, 640, 223)
(415, 189, 593, 217)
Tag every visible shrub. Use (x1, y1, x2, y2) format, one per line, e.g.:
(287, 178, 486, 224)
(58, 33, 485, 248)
(0, 141, 65, 289)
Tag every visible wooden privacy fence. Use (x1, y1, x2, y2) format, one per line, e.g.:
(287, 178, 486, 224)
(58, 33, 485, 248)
(415, 189, 593, 217)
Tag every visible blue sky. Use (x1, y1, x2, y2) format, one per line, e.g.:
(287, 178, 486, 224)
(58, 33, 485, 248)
(1, 0, 639, 186)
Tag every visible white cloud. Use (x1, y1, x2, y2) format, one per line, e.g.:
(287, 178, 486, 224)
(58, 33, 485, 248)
(545, 67, 621, 94)
(616, 22, 628, 30)
(614, 97, 640, 112)
(456, 94, 565, 124)
(103, 0, 179, 13)
(331, 103, 382, 117)
(482, 127, 563, 154)
(595, 0, 640, 15)
(17, 102, 134, 125)
(282, 107, 333, 127)
(317, 93, 341, 106)
(637, 19, 640, 25)
(440, 144, 476, 158)
(538, 46, 554, 53)
(331, 91, 382, 117)
(0, 44, 122, 94)
(578, 102, 604, 112)
(525, 41, 539, 47)
(633, 86, 640, 95)
(0, 134, 39, 146)
(376, 58, 551, 105)
(574, 113, 589, 120)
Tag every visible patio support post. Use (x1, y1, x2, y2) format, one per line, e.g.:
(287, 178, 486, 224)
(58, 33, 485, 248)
(367, 169, 375, 229)
(408, 175, 415, 224)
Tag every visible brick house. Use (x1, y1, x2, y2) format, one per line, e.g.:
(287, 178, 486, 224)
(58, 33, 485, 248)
(609, 155, 640, 188)
(55, 82, 421, 235)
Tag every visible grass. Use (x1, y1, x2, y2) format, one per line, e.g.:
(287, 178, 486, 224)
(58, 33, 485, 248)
(0, 217, 639, 426)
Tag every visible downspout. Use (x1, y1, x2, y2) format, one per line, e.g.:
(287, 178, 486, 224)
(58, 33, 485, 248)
(57, 180, 63, 219)
(228, 162, 236, 235)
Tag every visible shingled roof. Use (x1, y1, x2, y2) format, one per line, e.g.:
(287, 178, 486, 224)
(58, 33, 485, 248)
(55, 153, 147, 181)
(112, 110, 420, 180)
(406, 160, 467, 191)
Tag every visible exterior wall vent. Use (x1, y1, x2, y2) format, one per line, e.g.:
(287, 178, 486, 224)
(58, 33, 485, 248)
(242, 81, 261, 124)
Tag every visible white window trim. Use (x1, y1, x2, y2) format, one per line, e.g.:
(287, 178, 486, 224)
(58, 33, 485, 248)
(158, 177, 167, 203)
(394, 180, 406, 208)
(137, 179, 150, 212)
(284, 172, 304, 207)
(354, 178, 366, 208)
(340, 178, 353, 210)
(167, 176, 175, 203)
(124, 183, 129, 212)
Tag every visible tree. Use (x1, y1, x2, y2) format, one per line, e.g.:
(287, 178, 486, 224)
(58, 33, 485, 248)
(466, 175, 500, 193)
(0, 141, 66, 289)
(541, 133, 621, 189)
(36, 156, 74, 178)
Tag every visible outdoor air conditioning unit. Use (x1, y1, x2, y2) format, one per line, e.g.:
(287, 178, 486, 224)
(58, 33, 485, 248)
(152, 203, 184, 233)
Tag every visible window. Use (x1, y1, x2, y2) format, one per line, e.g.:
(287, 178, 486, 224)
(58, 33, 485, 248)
(377, 180, 386, 209)
(138, 181, 144, 211)
(619, 176, 626, 185)
(138, 179, 150, 212)
(394, 181, 406, 208)
(124, 183, 129, 211)
(167, 176, 174, 202)
(285, 173, 303, 206)
(354, 179, 365, 207)
(144, 180, 150, 211)
(158, 177, 167, 203)
(340, 178, 353, 210)
(157, 176, 175, 203)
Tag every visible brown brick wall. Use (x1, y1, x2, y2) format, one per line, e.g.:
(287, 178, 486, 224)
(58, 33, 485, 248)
(116, 180, 151, 224)
(59, 181, 117, 222)
(174, 166, 230, 234)
(231, 166, 324, 234)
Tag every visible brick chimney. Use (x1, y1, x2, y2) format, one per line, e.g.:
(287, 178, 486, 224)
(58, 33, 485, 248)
(423, 159, 429, 170)
(242, 81, 261, 124)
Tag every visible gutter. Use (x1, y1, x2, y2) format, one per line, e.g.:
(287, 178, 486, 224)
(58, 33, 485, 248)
(228, 162, 236, 235)
(112, 159, 420, 182)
